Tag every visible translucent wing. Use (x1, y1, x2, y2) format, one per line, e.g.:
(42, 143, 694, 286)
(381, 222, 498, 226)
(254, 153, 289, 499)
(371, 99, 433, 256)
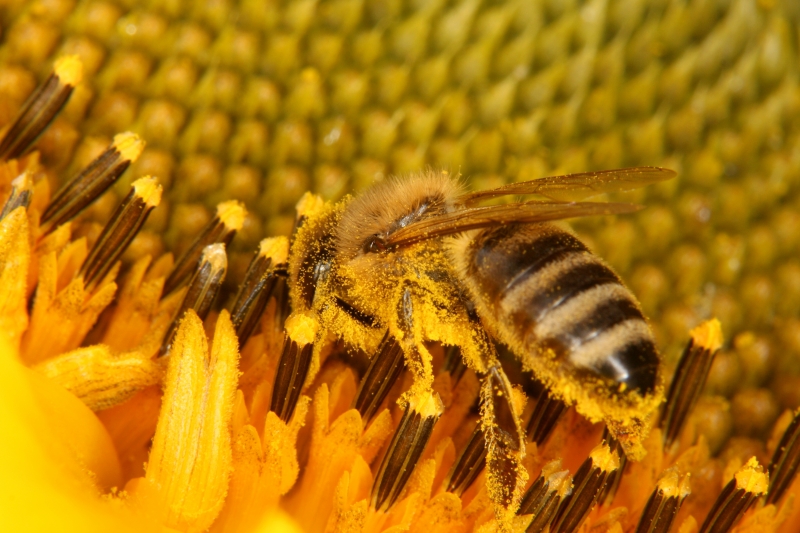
(458, 167, 676, 204)
(385, 201, 642, 248)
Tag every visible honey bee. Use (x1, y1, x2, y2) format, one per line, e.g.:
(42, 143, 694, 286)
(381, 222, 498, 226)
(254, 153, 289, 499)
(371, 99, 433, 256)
(278, 167, 674, 515)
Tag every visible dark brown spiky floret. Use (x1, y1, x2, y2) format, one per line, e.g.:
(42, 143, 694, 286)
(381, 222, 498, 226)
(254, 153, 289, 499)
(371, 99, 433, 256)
(0, 56, 81, 161)
(660, 319, 723, 449)
(0, 170, 33, 221)
(79, 177, 161, 290)
(40, 132, 145, 234)
(766, 409, 800, 505)
(527, 385, 568, 446)
(598, 429, 626, 505)
(445, 422, 487, 497)
(159, 243, 228, 356)
(163, 201, 245, 295)
(269, 313, 317, 422)
(634, 468, 690, 533)
(550, 443, 620, 533)
(698, 458, 768, 533)
(352, 331, 405, 423)
(517, 461, 572, 533)
(370, 391, 443, 512)
(230, 237, 289, 346)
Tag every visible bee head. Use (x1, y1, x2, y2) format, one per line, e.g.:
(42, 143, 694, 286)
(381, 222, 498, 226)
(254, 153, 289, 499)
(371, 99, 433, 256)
(335, 170, 462, 263)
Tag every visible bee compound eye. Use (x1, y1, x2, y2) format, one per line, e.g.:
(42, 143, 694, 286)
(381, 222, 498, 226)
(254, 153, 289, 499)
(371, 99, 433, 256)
(363, 234, 388, 254)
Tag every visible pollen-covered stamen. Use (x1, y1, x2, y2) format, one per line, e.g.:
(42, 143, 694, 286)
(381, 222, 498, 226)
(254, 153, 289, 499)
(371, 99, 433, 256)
(0, 55, 82, 161)
(518, 461, 573, 533)
(698, 457, 767, 533)
(159, 243, 227, 357)
(445, 422, 487, 496)
(598, 429, 626, 505)
(270, 313, 318, 422)
(442, 345, 467, 386)
(660, 319, 723, 449)
(550, 443, 620, 533)
(634, 468, 691, 533)
(0, 170, 34, 221)
(352, 330, 405, 423)
(766, 409, 800, 505)
(527, 385, 568, 446)
(230, 236, 290, 346)
(78, 177, 162, 291)
(163, 200, 245, 295)
(370, 390, 443, 512)
(40, 132, 145, 233)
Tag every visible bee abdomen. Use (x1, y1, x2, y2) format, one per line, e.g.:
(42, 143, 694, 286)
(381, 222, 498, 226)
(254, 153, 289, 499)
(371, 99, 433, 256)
(466, 224, 659, 396)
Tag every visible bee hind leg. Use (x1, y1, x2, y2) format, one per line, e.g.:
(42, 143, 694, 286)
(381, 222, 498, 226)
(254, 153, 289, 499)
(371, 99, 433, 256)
(479, 364, 528, 522)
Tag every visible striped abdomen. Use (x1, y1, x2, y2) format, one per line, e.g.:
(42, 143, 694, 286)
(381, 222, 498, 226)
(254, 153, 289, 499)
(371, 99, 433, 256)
(464, 223, 660, 396)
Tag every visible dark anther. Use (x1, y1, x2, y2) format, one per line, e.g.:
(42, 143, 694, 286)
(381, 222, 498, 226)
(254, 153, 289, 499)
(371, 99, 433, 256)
(698, 459, 766, 533)
(159, 244, 228, 357)
(445, 422, 486, 496)
(598, 429, 627, 506)
(370, 392, 443, 512)
(660, 319, 722, 450)
(352, 331, 405, 423)
(518, 461, 572, 533)
(270, 335, 314, 423)
(766, 410, 800, 505)
(230, 237, 289, 347)
(550, 444, 619, 533)
(163, 201, 244, 296)
(527, 386, 568, 446)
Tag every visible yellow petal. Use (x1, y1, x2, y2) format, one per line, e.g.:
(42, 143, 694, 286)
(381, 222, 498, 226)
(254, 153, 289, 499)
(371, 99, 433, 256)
(23, 249, 117, 364)
(139, 309, 240, 532)
(0, 206, 30, 349)
(34, 345, 162, 411)
(0, 334, 151, 533)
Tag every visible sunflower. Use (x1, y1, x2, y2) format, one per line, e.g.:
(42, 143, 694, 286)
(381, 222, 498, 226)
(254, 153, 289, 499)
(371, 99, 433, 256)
(1, 1, 800, 532)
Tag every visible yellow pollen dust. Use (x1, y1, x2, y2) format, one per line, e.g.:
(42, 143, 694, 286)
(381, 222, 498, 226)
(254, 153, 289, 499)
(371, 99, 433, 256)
(733, 457, 769, 495)
(259, 236, 289, 264)
(690, 318, 723, 352)
(132, 176, 162, 208)
(285, 313, 318, 345)
(294, 192, 325, 219)
(413, 388, 445, 418)
(549, 470, 573, 498)
(53, 55, 83, 86)
(202, 243, 228, 270)
(590, 443, 620, 473)
(112, 132, 146, 163)
(217, 200, 246, 231)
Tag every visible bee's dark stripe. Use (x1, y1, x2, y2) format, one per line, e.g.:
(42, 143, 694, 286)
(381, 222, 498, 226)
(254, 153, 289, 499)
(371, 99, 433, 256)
(556, 298, 644, 349)
(595, 338, 659, 395)
(526, 261, 620, 322)
(469, 225, 588, 302)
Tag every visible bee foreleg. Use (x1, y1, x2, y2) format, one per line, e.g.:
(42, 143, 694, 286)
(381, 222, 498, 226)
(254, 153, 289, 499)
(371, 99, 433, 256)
(393, 281, 435, 396)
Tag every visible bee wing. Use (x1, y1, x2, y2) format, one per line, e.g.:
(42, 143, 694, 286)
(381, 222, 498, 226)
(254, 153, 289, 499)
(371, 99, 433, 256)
(385, 201, 642, 248)
(458, 167, 676, 204)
